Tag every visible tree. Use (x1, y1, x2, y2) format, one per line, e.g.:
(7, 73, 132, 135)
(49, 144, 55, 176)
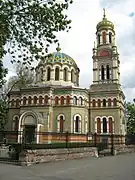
(0, 0, 73, 87)
(7, 62, 35, 90)
(127, 102, 135, 135)
(0, 86, 8, 131)
(0, 62, 35, 130)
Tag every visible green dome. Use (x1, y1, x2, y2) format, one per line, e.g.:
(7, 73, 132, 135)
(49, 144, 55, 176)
(96, 9, 114, 30)
(41, 45, 78, 67)
(96, 18, 114, 30)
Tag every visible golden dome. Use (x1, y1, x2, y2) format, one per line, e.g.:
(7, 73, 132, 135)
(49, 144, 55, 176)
(96, 9, 114, 30)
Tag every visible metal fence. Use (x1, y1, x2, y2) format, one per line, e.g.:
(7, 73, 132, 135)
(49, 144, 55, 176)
(0, 130, 127, 146)
(0, 131, 134, 160)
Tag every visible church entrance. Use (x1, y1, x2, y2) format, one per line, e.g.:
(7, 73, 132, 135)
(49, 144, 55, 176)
(24, 125, 36, 144)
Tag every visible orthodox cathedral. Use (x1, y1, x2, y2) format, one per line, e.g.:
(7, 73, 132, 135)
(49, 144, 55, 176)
(8, 10, 126, 143)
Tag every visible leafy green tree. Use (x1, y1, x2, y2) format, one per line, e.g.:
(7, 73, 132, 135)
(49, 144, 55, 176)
(0, 86, 8, 131)
(127, 102, 135, 135)
(0, 0, 73, 87)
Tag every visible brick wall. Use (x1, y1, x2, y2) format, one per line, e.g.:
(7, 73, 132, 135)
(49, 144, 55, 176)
(19, 147, 97, 166)
(114, 145, 135, 155)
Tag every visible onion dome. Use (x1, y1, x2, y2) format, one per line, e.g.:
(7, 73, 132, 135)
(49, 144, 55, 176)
(40, 43, 78, 68)
(96, 8, 114, 30)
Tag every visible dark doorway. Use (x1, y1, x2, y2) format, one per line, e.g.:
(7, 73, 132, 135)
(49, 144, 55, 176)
(24, 125, 36, 144)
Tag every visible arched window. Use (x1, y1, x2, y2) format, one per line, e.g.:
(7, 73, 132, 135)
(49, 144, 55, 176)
(63, 68, 68, 81)
(109, 32, 112, 43)
(55, 96, 59, 105)
(98, 34, 100, 44)
(44, 95, 48, 105)
(11, 99, 15, 107)
(97, 99, 101, 107)
(60, 96, 64, 105)
(78, 97, 83, 105)
(113, 98, 117, 106)
(55, 67, 59, 80)
(23, 97, 27, 105)
(66, 96, 70, 105)
(33, 96, 37, 104)
(109, 117, 113, 133)
(75, 116, 79, 133)
(39, 96, 42, 104)
(106, 65, 110, 80)
(92, 99, 96, 107)
(60, 116, 64, 132)
(71, 69, 74, 82)
(108, 98, 111, 106)
(40, 68, 44, 81)
(101, 65, 105, 80)
(97, 118, 101, 133)
(103, 117, 107, 133)
(73, 96, 77, 105)
(102, 31, 106, 43)
(103, 99, 106, 107)
(16, 99, 20, 107)
(47, 67, 51, 81)
(28, 96, 32, 105)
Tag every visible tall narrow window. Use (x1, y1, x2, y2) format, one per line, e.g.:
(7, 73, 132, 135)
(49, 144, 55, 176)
(97, 118, 101, 133)
(92, 99, 96, 107)
(73, 96, 77, 105)
(63, 68, 68, 81)
(103, 117, 107, 133)
(11, 99, 15, 106)
(44, 95, 48, 105)
(60, 116, 64, 132)
(47, 67, 51, 81)
(55, 96, 59, 105)
(108, 98, 111, 106)
(98, 34, 100, 44)
(23, 97, 27, 105)
(103, 99, 106, 107)
(109, 32, 112, 43)
(102, 31, 106, 43)
(16, 99, 20, 107)
(39, 96, 42, 104)
(33, 96, 37, 104)
(109, 117, 113, 133)
(113, 98, 117, 106)
(71, 69, 74, 82)
(55, 67, 59, 80)
(66, 96, 70, 105)
(75, 116, 79, 133)
(60, 96, 64, 105)
(78, 97, 83, 105)
(101, 65, 105, 80)
(97, 99, 101, 107)
(28, 96, 32, 105)
(106, 65, 110, 80)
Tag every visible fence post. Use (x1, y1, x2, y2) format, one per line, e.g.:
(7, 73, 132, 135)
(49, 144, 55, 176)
(111, 133, 114, 155)
(94, 133, 97, 147)
(66, 131, 69, 148)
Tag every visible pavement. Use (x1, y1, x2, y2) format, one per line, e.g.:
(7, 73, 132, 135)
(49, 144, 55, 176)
(0, 153, 135, 180)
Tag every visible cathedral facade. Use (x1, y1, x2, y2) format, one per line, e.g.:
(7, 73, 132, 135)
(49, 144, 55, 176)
(8, 11, 126, 143)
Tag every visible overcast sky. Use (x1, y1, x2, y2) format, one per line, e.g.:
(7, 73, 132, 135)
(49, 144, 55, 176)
(3, 0, 135, 102)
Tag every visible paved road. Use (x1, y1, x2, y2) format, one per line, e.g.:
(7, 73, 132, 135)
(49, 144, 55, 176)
(0, 153, 135, 180)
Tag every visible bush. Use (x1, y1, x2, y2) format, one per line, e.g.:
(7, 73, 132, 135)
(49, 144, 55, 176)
(25, 142, 94, 149)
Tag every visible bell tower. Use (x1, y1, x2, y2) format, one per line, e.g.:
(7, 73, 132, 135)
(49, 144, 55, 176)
(93, 9, 120, 85)
(90, 9, 126, 136)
